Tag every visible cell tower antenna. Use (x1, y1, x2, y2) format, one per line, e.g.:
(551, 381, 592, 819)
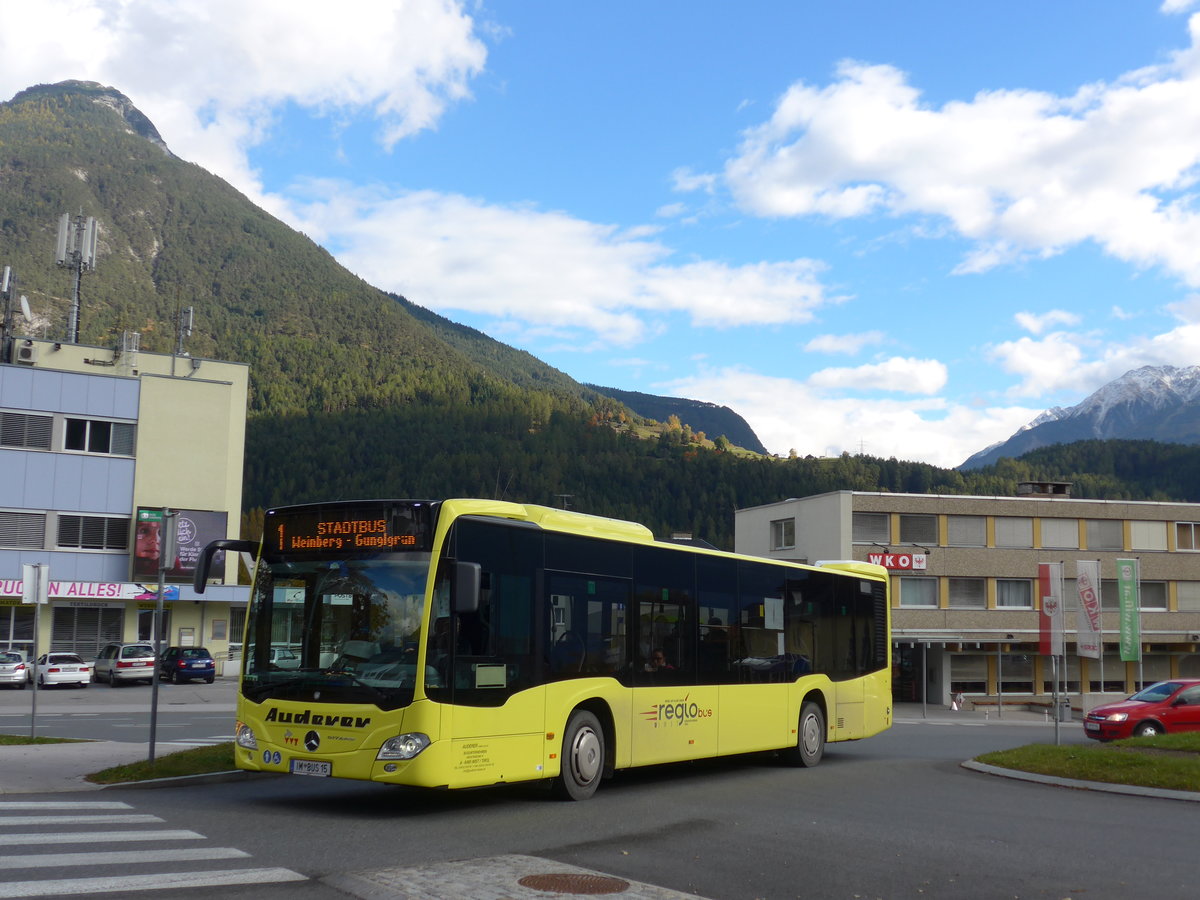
(55, 211, 98, 344)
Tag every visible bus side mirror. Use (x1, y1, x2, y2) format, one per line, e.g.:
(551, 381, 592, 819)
(453, 561, 482, 614)
(193, 539, 258, 593)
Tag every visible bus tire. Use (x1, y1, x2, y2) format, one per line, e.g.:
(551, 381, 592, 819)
(554, 710, 604, 801)
(784, 700, 825, 768)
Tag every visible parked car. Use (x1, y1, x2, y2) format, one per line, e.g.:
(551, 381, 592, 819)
(1083, 679, 1200, 741)
(268, 646, 301, 670)
(0, 650, 27, 689)
(159, 646, 216, 684)
(29, 652, 91, 688)
(92, 642, 156, 686)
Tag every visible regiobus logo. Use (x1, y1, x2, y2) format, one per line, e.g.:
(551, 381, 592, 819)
(641, 695, 713, 727)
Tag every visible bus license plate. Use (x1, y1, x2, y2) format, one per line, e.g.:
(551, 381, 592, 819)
(290, 759, 331, 777)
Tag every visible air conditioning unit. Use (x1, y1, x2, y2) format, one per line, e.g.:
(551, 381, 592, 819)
(15, 343, 38, 365)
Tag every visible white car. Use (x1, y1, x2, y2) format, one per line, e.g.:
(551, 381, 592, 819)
(0, 650, 27, 689)
(268, 647, 301, 670)
(29, 652, 91, 688)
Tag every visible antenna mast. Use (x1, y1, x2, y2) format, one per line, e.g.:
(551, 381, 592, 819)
(55, 212, 98, 344)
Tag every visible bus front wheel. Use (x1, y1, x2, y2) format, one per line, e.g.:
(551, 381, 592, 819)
(784, 700, 825, 768)
(554, 710, 604, 801)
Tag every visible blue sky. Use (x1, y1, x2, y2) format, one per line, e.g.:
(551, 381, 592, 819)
(6, 2, 1200, 466)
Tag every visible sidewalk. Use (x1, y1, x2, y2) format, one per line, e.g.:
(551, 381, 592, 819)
(0, 739, 164, 794)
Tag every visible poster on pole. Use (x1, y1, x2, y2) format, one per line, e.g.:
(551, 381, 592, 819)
(1075, 560, 1102, 659)
(1038, 562, 1064, 657)
(1116, 558, 1141, 662)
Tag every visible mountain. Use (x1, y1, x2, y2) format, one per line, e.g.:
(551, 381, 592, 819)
(584, 385, 768, 454)
(960, 365, 1200, 469)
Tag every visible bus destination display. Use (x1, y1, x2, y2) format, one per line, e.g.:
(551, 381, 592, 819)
(267, 505, 432, 554)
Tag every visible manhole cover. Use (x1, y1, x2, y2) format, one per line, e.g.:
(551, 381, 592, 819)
(518, 873, 631, 895)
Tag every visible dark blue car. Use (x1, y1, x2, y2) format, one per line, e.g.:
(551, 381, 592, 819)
(159, 646, 216, 684)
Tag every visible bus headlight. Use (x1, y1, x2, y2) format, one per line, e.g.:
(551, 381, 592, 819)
(377, 732, 430, 760)
(235, 722, 258, 750)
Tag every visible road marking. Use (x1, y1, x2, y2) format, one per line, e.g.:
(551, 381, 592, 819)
(0, 814, 162, 827)
(0, 848, 251, 869)
(0, 802, 131, 810)
(0, 867, 307, 897)
(0, 829, 204, 846)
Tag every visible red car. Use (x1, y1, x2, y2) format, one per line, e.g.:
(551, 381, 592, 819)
(1084, 679, 1200, 741)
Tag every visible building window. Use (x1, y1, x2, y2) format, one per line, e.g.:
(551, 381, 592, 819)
(1040, 518, 1079, 549)
(946, 515, 984, 547)
(56, 515, 131, 551)
(898, 514, 937, 545)
(64, 418, 136, 456)
(770, 518, 795, 551)
(1141, 582, 1167, 610)
(1176, 522, 1200, 551)
(1130, 521, 1167, 551)
(994, 517, 1032, 548)
(1085, 519, 1123, 551)
(0, 511, 46, 549)
(852, 512, 889, 544)
(1178, 582, 1200, 612)
(948, 577, 986, 608)
(996, 579, 1032, 609)
(0, 411, 53, 450)
(950, 654, 987, 694)
(999, 654, 1034, 693)
(899, 577, 938, 608)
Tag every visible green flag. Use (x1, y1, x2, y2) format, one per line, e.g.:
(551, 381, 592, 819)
(1116, 558, 1141, 662)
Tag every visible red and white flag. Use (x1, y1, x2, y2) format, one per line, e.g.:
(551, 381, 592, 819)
(1075, 560, 1102, 660)
(1038, 562, 1064, 657)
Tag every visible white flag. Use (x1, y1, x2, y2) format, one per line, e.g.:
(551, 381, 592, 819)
(1075, 560, 1102, 659)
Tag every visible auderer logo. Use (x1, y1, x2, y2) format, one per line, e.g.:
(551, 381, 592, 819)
(641, 695, 713, 727)
(264, 708, 371, 728)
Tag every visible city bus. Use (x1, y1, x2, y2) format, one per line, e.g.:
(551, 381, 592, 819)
(194, 499, 891, 800)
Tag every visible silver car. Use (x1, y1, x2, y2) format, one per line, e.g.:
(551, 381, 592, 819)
(92, 642, 156, 685)
(0, 650, 28, 689)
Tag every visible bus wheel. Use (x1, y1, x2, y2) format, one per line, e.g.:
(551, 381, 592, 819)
(784, 700, 825, 768)
(554, 710, 604, 801)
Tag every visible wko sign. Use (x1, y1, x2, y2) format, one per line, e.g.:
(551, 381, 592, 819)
(867, 552, 927, 571)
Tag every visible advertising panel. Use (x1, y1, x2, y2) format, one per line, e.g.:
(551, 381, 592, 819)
(133, 508, 228, 583)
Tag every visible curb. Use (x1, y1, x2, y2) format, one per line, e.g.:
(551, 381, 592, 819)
(98, 769, 273, 791)
(961, 760, 1200, 803)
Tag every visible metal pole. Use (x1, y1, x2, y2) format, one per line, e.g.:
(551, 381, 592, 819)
(921, 642, 927, 718)
(30, 600, 40, 740)
(996, 642, 1003, 719)
(148, 509, 177, 764)
(1052, 655, 1060, 745)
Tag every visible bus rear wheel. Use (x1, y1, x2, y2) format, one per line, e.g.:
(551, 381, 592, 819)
(784, 700, 825, 768)
(554, 710, 604, 801)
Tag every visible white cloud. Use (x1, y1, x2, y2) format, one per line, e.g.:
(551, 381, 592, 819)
(804, 331, 886, 354)
(807, 357, 948, 394)
(724, 43, 1200, 286)
(666, 367, 1038, 466)
(990, 320, 1200, 396)
(1014, 310, 1082, 335)
(0, 0, 488, 204)
(292, 183, 843, 343)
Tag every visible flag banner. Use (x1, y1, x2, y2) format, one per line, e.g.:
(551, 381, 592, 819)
(1038, 562, 1064, 657)
(1075, 560, 1102, 659)
(1116, 558, 1141, 662)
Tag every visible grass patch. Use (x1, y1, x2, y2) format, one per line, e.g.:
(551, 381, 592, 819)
(0, 733, 85, 745)
(86, 742, 237, 785)
(977, 732, 1200, 793)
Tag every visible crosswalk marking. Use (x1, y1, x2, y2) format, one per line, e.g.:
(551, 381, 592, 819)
(0, 867, 307, 898)
(0, 848, 251, 869)
(0, 799, 307, 896)
(0, 814, 162, 827)
(0, 829, 204, 846)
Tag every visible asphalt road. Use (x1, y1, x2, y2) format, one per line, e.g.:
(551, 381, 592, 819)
(1, 691, 1194, 899)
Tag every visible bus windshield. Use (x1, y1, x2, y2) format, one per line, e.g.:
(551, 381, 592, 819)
(242, 554, 435, 710)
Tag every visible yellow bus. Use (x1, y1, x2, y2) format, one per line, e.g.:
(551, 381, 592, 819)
(195, 499, 891, 800)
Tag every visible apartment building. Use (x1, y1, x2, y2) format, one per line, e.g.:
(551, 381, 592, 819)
(0, 335, 249, 667)
(735, 484, 1200, 707)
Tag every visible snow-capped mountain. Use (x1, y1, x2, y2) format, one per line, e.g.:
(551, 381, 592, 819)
(959, 365, 1200, 469)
